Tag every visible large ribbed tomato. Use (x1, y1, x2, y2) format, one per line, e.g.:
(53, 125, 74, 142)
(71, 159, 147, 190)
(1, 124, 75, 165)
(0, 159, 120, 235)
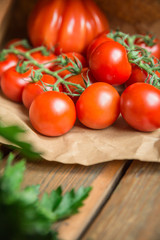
(28, 0, 109, 53)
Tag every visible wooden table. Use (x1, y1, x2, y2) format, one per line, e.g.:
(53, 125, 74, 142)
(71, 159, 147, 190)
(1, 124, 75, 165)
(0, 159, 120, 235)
(2, 149, 159, 240)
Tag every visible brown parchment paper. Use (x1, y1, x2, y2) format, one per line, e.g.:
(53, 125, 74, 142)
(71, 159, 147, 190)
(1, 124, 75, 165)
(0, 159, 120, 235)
(0, 93, 160, 165)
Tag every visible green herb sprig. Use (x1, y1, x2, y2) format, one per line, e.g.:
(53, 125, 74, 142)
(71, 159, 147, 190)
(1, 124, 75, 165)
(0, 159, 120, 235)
(0, 153, 91, 240)
(0, 122, 92, 240)
(0, 122, 41, 159)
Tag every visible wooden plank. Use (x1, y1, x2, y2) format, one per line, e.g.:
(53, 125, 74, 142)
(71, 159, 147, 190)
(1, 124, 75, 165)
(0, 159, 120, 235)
(83, 160, 160, 240)
(0, 0, 14, 47)
(20, 158, 130, 239)
(0, 145, 131, 239)
(57, 160, 130, 240)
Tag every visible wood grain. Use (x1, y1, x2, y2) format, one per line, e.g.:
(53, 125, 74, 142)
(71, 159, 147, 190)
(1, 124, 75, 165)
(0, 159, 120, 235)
(83, 161, 160, 240)
(20, 159, 129, 240)
(57, 160, 130, 240)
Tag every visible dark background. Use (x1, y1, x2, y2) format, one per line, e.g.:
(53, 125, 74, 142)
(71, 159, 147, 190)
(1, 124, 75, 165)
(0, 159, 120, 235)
(3, 0, 160, 44)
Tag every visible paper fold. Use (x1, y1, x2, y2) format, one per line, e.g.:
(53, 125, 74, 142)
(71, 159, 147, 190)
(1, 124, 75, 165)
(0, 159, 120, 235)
(0, 94, 160, 165)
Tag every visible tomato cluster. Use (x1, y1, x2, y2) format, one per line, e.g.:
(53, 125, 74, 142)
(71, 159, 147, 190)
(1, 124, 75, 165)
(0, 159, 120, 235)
(1, 30, 160, 137)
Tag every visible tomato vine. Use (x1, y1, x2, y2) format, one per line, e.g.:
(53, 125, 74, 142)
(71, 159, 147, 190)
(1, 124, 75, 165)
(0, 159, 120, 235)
(0, 40, 85, 96)
(107, 31, 160, 88)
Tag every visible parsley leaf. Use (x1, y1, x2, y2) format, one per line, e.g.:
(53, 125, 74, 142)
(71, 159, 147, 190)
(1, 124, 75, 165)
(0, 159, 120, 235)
(0, 154, 92, 240)
(0, 122, 41, 159)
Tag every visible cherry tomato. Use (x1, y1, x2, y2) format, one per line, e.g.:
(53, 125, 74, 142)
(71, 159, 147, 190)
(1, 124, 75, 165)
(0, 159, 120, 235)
(87, 32, 113, 59)
(120, 83, 160, 132)
(1, 66, 31, 102)
(22, 74, 63, 109)
(135, 37, 160, 59)
(5, 38, 30, 52)
(76, 82, 120, 129)
(125, 62, 160, 88)
(125, 64, 148, 88)
(29, 91, 76, 136)
(63, 68, 96, 103)
(0, 54, 19, 83)
(52, 52, 87, 78)
(89, 41, 132, 85)
(31, 51, 56, 69)
(28, 0, 109, 53)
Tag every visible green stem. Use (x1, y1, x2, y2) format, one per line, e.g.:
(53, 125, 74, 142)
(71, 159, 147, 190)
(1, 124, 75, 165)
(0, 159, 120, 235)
(108, 31, 160, 87)
(0, 45, 84, 96)
(8, 39, 31, 49)
(27, 46, 47, 54)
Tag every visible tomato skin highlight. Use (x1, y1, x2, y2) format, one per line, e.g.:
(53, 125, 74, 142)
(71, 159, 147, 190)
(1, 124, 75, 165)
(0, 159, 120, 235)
(29, 91, 76, 136)
(0, 54, 19, 83)
(76, 82, 120, 129)
(87, 32, 113, 60)
(1, 66, 31, 102)
(89, 41, 132, 85)
(28, 0, 109, 53)
(22, 74, 62, 109)
(120, 83, 160, 132)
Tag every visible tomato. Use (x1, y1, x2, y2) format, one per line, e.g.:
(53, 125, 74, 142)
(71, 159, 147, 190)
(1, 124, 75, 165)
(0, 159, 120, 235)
(89, 41, 132, 85)
(28, 0, 109, 53)
(76, 82, 120, 129)
(125, 64, 148, 88)
(52, 52, 87, 78)
(135, 37, 160, 59)
(125, 61, 160, 88)
(87, 31, 113, 59)
(1, 66, 31, 102)
(29, 91, 76, 136)
(0, 54, 19, 83)
(120, 83, 160, 132)
(31, 51, 56, 69)
(5, 38, 30, 52)
(63, 68, 96, 103)
(22, 74, 63, 109)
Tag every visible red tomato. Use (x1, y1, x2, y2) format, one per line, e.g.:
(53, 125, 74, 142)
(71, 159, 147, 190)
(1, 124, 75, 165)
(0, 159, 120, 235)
(0, 54, 19, 83)
(29, 91, 76, 136)
(89, 41, 132, 85)
(1, 66, 31, 102)
(52, 52, 87, 78)
(76, 82, 120, 129)
(31, 51, 56, 69)
(120, 83, 160, 132)
(5, 38, 30, 52)
(22, 74, 63, 109)
(135, 37, 160, 59)
(125, 61, 160, 88)
(125, 64, 148, 88)
(28, 0, 109, 53)
(63, 68, 96, 103)
(87, 32, 113, 59)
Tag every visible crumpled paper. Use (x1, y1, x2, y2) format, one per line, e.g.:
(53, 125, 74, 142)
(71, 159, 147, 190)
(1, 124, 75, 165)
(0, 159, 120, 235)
(0, 93, 160, 165)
